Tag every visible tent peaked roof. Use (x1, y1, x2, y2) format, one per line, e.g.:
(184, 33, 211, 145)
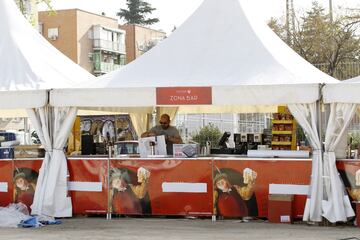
(0, 0, 94, 108)
(343, 76, 360, 83)
(95, 0, 338, 88)
(323, 75, 360, 104)
(51, 0, 338, 108)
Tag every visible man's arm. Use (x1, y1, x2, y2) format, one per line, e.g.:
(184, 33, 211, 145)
(167, 135, 183, 144)
(141, 131, 153, 138)
(141, 127, 157, 138)
(213, 190, 219, 215)
(234, 183, 255, 201)
(130, 182, 148, 199)
(235, 169, 257, 200)
(167, 127, 183, 144)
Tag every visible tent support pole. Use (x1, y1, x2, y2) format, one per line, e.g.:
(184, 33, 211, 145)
(317, 83, 325, 222)
(24, 117, 28, 144)
(152, 107, 157, 128)
(317, 83, 325, 152)
(107, 156, 111, 220)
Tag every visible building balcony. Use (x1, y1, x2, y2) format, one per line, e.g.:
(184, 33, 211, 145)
(93, 62, 122, 74)
(93, 39, 126, 54)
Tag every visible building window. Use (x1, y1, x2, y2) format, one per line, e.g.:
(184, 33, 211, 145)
(38, 23, 44, 35)
(48, 28, 59, 40)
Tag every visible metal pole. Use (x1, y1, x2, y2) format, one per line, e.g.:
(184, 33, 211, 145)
(318, 84, 325, 223)
(211, 158, 216, 222)
(24, 117, 28, 144)
(202, 113, 205, 128)
(318, 84, 325, 152)
(317, 101, 323, 150)
(329, 0, 333, 23)
(152, 107, 157, 128)
(233, 113, 239, 134)
(106, 156, 112, 220)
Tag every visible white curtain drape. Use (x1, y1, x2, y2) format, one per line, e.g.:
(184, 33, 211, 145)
(27, 106, 77, 217)
(288, 103, 323, 222)
(322, 103, 356, 222)
(129, 113, 149, 137)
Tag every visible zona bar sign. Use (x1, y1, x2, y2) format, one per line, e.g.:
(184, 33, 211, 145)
(156, 87, 212, 105)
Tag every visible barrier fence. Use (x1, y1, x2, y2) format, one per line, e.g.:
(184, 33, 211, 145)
(1, 158, 317, 219)
(4, 158, 360, 219)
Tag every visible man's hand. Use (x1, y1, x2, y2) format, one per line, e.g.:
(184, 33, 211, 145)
(141, 131, 156, 138)
(166, 135, 183, 144)
(165, 135, 172, 143)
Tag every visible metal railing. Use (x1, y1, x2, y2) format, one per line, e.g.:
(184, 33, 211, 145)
(93, 62, 122, 74)
(93, 39, 126, 53)
(175, 113, 271, 144)
(314, 62, 360, 80)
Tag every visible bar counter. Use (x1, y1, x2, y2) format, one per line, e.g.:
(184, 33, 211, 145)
(2, 157, 358, 218)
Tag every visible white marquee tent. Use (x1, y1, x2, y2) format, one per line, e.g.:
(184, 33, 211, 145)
(322, 77, 360, 222)
(0, 0, 94, 217)
(49, 0, 349, 222)
(51, 0, 338, 108)
(324, 77, 360, 104)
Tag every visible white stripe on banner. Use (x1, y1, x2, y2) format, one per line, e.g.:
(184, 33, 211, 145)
(269, 184, 309, 195)
(68, 182, 102, 192)
(162, 182, 207, 193)
(0, 182, 8, 192)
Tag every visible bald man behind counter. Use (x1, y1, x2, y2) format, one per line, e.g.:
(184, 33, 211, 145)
(141, 114, 183, 155)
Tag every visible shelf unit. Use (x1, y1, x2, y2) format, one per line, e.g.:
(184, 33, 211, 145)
(271, 106, 297, 151)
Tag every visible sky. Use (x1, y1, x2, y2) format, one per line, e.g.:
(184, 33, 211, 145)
(38, 0, 360, 34)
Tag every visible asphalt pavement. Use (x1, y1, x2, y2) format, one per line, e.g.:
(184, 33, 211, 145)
(0, 217, 359, 240)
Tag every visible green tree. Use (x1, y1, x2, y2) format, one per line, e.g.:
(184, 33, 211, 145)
(16, 0, 53, 26)
(269, 2, 360, 79)
(16, 0, 52, 15)
(117, 0, 159, 26)
(191, 123, 222, 147)
(268, 17, 287, 41)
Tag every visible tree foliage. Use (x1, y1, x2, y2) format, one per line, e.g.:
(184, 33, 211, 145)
(16, 0, 53, 26)
(117, 0, 159, 26)
(191, 123, 222, 147)
(269, 2, 360, 79)
(16, 0, 52, 15)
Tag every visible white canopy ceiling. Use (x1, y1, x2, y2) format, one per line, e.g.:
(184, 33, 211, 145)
(51, 0, 338, 108)
(0, 0, 94, 109)
(323, 76, 360, 103)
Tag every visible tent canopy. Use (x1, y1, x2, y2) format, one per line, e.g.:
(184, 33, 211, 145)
(51, 0, 338, 110)
(323, 76, 360, 104)
(0, 0, 94, 109)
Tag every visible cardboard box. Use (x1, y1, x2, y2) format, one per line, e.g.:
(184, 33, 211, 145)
(268, 194, 294, 224)
(173, 144, 199, 158)
(0, 132, 16, 141)
(0, 147, 14, 159)
(14, 145, 45, 158)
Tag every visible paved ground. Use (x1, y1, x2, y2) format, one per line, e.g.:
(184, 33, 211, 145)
(0, 217, 359, 240)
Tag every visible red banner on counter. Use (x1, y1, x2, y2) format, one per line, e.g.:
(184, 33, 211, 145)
(0, 160, 13, 207)
(214, 159, 311, 218)
(156, 87, 212, 105)
(110, 159, 213, 216)
(67, 159, 108, 214)
(337, 160, 360, 203)
(13, 159, 42, 212)
(6, 158, 313, 219)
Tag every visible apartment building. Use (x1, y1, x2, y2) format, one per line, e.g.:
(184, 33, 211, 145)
(120, 24, 166, 64)
(38, 9, 126, 76)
